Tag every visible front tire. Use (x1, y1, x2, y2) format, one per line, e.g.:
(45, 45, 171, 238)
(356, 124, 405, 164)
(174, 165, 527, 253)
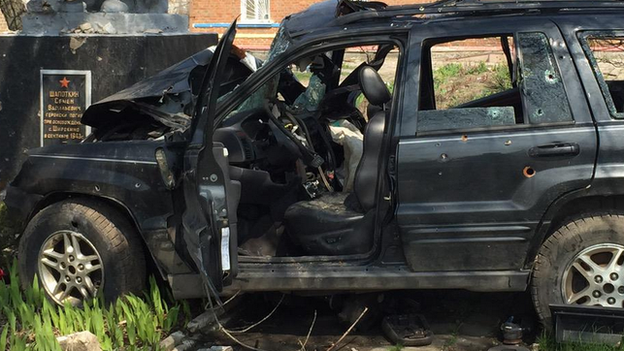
(532, 214, 624, 326)
(18, 199, 146, 306)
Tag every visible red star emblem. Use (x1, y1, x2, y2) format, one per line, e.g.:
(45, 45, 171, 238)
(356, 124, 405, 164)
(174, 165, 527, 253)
(59, 77, 70, 88)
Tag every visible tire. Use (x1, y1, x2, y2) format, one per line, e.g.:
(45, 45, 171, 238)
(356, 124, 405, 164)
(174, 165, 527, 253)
(532, 213, 624, 326)
(18, 199, 146, 306)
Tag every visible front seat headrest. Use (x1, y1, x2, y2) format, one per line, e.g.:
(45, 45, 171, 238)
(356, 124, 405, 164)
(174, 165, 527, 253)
(359, 65, 392, 107)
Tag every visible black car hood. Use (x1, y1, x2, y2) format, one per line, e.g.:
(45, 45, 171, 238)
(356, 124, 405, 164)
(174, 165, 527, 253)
(101, 49, 216, 104)
(82, 47, 260, 131)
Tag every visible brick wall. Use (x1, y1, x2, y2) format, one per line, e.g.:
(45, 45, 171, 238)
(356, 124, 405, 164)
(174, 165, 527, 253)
(190, 0, 433, 49)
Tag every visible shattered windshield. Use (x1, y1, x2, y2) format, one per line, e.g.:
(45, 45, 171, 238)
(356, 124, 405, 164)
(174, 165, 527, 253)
(266, 25, 292, 63)
(219, 23, 294, 117)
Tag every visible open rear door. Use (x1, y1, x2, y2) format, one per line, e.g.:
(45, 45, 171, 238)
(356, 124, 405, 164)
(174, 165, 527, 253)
(181, 21, 238, 297)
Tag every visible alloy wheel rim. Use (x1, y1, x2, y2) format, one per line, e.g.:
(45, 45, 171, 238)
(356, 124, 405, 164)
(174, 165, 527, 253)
(38, 230, 104, 306)
(562, 243, 624, 307)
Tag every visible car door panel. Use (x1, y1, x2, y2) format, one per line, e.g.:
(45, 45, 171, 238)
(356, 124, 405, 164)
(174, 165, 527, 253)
(396, 19, 597, 272)
(397, 126, 596, 271)
(181, 21, 238, 293)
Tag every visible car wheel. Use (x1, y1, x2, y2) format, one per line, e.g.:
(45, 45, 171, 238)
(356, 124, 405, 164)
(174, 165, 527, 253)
(532, 213, 624, 326)
(18, 199, 146, 306)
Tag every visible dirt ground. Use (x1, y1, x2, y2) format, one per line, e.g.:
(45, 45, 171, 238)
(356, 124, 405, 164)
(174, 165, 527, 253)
(196, 290, 538, 351)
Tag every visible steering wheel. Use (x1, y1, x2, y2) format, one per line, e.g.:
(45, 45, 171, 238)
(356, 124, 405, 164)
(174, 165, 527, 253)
(262, 100, 324, 168)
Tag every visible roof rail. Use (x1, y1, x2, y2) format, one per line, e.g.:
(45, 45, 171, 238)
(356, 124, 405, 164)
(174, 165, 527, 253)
(336, 0, 624, 25)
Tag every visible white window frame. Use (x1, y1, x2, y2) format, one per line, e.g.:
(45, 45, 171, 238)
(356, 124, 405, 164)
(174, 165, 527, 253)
(241, 0, 271, 24)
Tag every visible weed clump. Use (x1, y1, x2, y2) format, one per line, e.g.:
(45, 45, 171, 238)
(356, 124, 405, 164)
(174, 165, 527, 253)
(0, 261, 189, 351)
(433, 63, 513, 109)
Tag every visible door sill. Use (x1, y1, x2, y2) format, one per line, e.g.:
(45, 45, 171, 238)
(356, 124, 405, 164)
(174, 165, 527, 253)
(168, 268, 530, 299)
(230, 265, 530, 293)
(237, 251, 375, 264)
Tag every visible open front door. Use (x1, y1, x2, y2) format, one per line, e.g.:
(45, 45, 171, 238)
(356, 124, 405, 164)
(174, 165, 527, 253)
(181, 21, 238, 296)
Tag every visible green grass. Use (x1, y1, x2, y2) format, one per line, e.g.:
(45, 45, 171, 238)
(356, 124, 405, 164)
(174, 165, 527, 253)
(0, 260, 189, 350)
(433, 63, 513, 109)
(444, 334, 458, 348)
(537, 332, 624, 351)
(442, 323, 461, 350)
(481, 64, 514, 96)
(294, 71, 313, 86)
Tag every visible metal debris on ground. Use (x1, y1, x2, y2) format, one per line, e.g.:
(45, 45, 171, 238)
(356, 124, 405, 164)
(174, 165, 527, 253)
(381, 314, 433, 347)
(487, 316, 530, 351)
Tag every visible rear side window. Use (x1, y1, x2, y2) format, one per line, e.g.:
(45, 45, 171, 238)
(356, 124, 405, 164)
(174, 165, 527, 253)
(417, 32, 572, 133)
(517, 33, 572, 124)
(579, 33, 624, 118)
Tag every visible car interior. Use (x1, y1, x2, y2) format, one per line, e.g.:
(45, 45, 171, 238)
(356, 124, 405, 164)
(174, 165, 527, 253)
(213, 44, 400, 258)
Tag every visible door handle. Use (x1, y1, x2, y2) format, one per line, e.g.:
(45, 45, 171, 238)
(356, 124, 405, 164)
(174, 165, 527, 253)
(529, 142, 580, 158)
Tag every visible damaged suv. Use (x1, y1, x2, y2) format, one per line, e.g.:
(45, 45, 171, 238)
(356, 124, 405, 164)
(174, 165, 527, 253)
(6, 0, 624, 324)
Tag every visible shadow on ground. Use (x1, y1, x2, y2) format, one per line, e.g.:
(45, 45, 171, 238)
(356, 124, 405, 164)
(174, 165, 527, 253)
(199, 290, 538, 351)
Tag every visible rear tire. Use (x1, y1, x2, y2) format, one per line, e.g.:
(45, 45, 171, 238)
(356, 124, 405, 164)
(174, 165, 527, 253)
(532, 213, 624, 326)
(18, 199, 146, 306)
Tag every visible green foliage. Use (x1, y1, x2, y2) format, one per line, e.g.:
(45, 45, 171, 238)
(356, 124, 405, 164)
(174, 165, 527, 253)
(481, 64, 513, 97)
(294, 70, 313, 85)
(433, 62, 513, 109)
(0, 260, 184, 350)
(435, 63, 463, 83)
(388, 344, 404, 351)
(467, 62, 490, 75)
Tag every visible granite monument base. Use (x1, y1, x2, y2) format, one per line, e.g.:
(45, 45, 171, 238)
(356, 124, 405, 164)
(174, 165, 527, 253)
(0, 33, 217, 189)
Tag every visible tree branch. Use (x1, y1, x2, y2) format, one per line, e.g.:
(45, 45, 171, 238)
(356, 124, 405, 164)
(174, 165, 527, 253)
(0, 0, 26, 31)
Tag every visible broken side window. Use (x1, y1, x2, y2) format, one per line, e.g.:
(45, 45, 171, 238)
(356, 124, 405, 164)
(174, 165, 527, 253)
(417, 35, 519, 133)
(517, 32, 573, 124)
(579, 32, 624, 118)
(416, 32, 572, 133)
